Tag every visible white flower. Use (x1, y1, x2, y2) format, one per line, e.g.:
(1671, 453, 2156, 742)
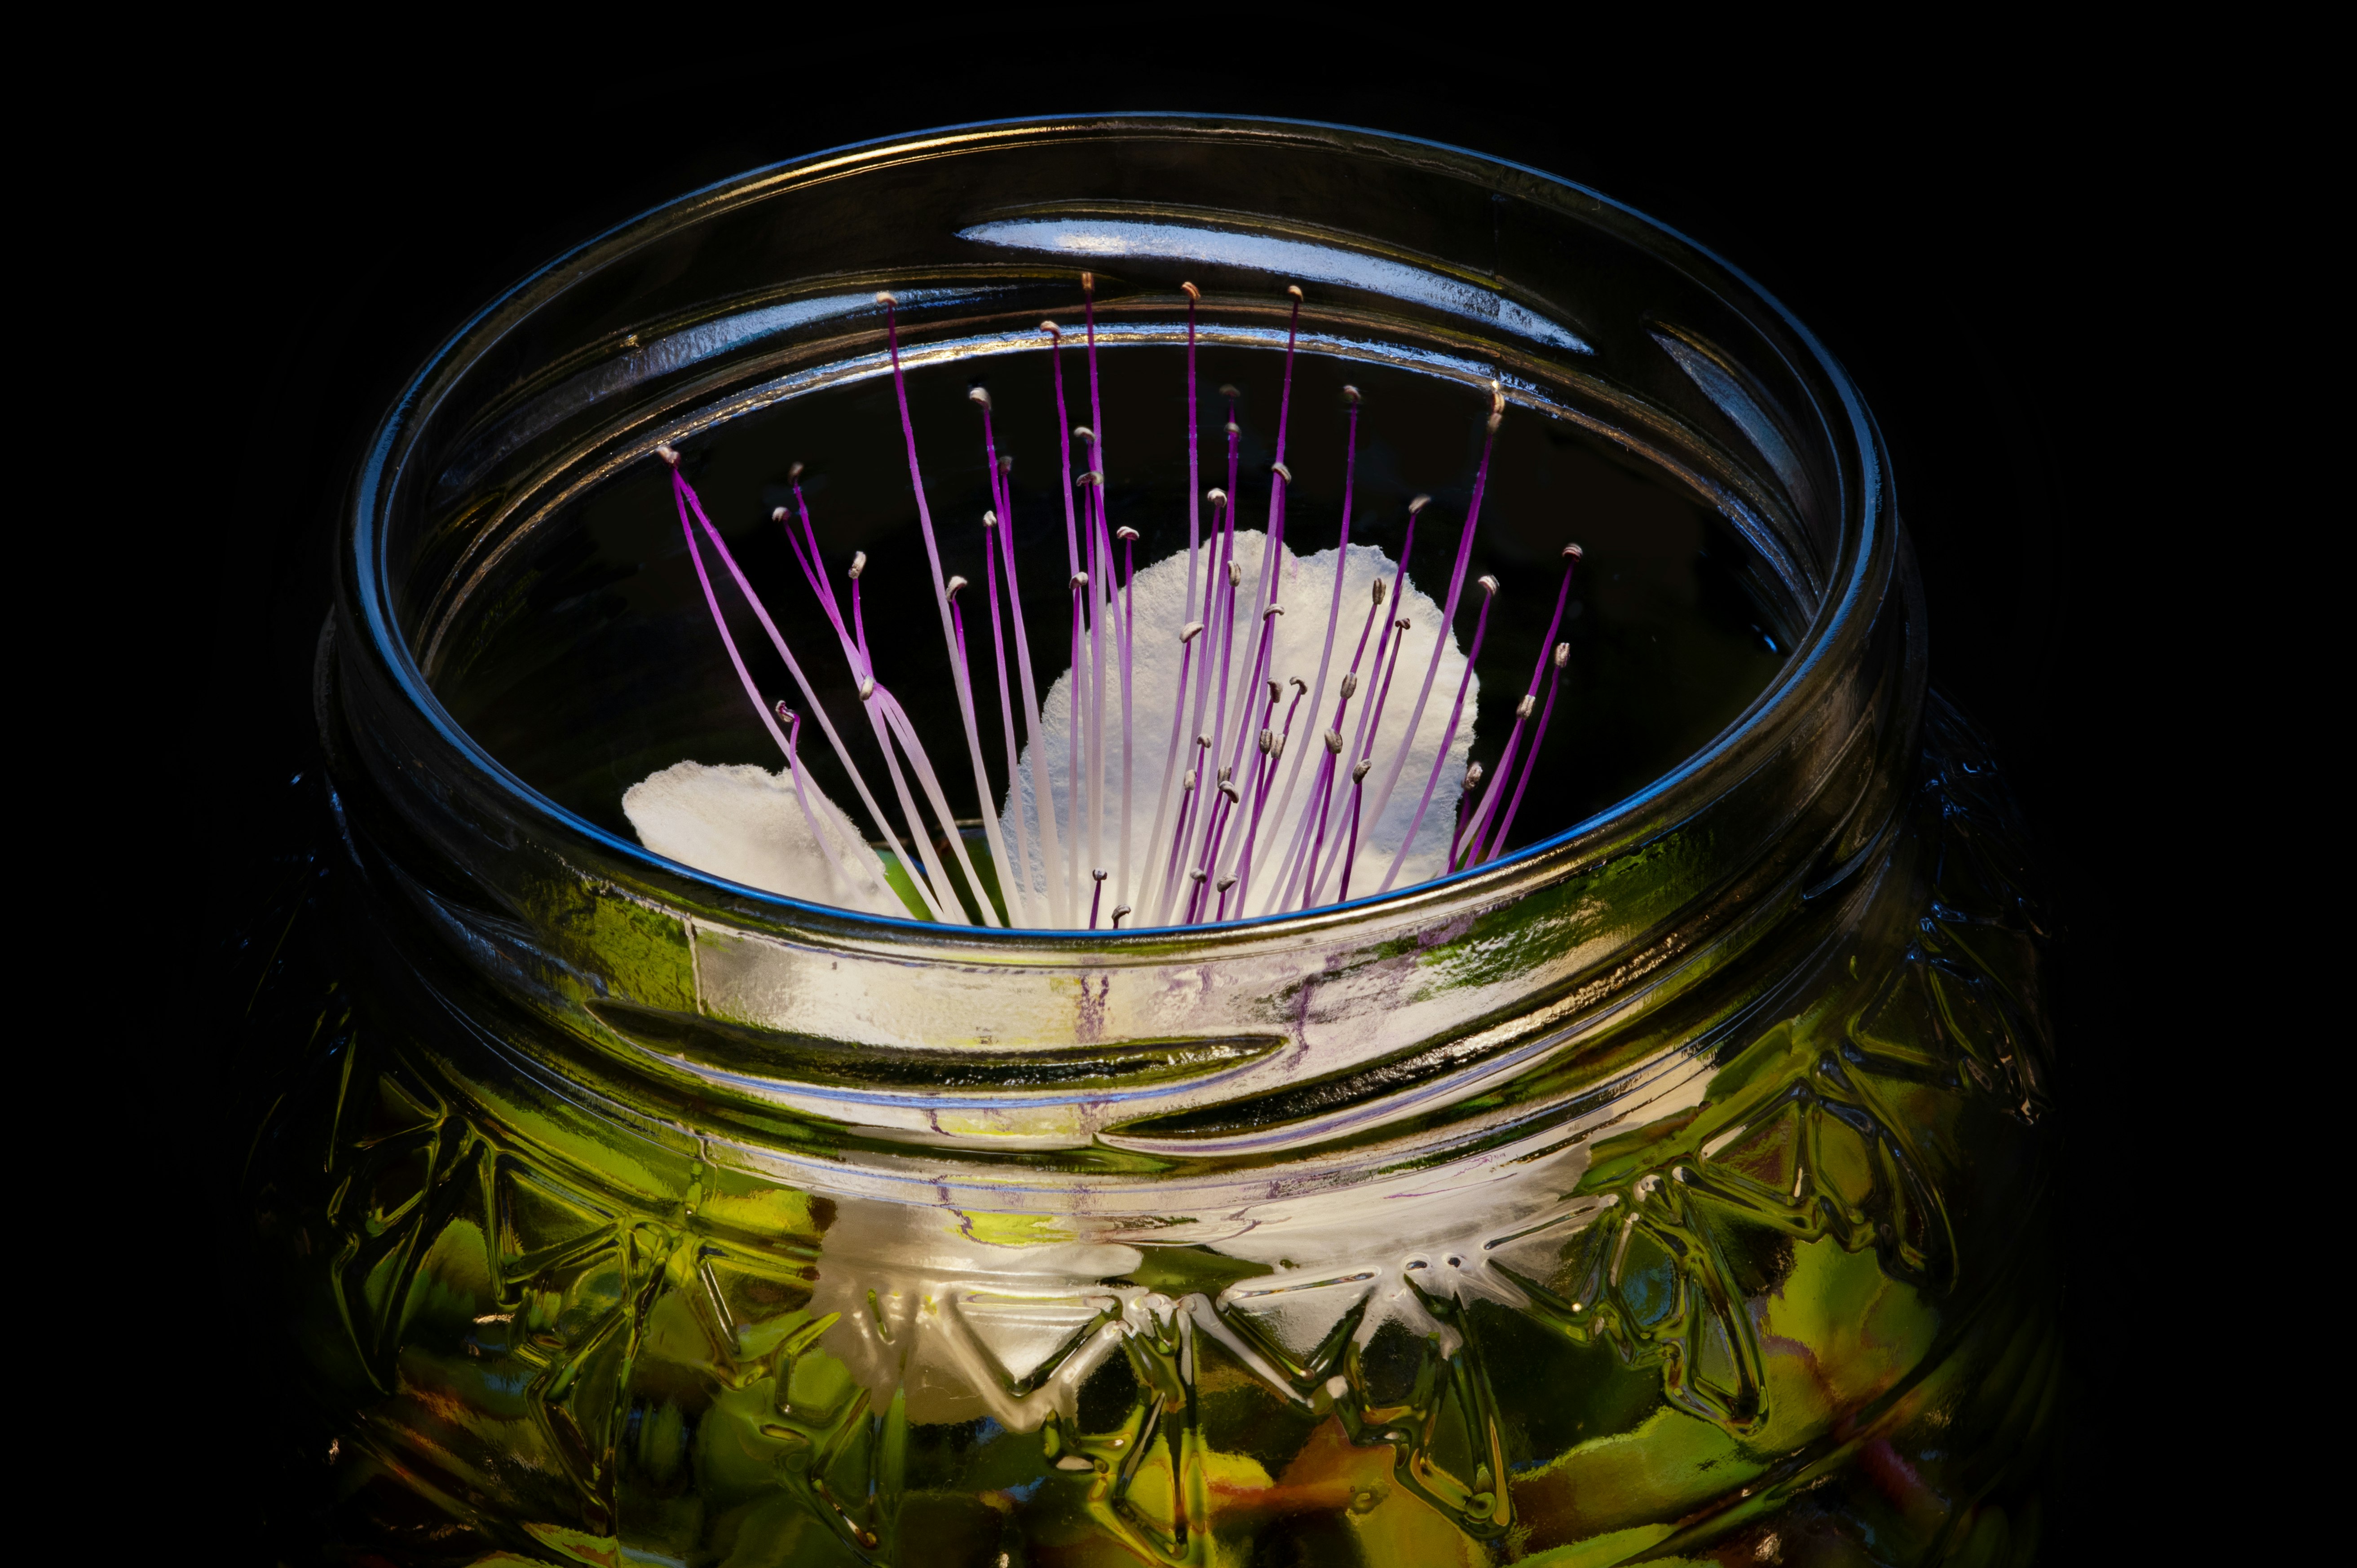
(1002, 529, 1476, 923)
(624, 760, 906, 918)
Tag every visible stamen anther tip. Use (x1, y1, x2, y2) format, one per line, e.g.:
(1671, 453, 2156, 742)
(875, 291, 898, 308)
(1554, 642, 1571, 667)
(1070, 571, 1089, 590)
(1408, 494, 1431, 515)
(1039, 319, 1060, 335)
(848, 551, 868, 580)
(1116, 525, 1140, 542)
(1180, 621, 1205, 643)
(1342, 385, 1360, 404)
(1563, 542, 1585, 560)
(1218, 383, 1240, 400)
(1080, 271, 1095, 291)
(967, 386, 993, 409)
(771, 506, 790, 524)
(983, 510, 999, 529)
(945, 575, 968, 600)
(788, 461, 804, 480)
(1270, 461, 1293, 483)
(1180, 281, 1201, 301)
(1092, 868, 1108, 881)
(1286, 284, 1304, 301)
(655, 444, 681, 466)
(1479, 574, 1501, 596)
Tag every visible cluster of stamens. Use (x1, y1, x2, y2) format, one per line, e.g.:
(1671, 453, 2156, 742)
(657, 273, 1579, 929)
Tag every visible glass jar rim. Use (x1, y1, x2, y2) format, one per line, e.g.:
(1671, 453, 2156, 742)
(341, 111, 1897, 951)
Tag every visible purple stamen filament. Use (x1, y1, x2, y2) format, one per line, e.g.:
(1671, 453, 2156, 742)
(878, 295, 1009, 924)
(1454, 545, 1581, 868)
(973, 398, 1066, 927)
(1379, 577, 1500, 895)
(1359, 388, 1505, 844)
(775, 703, 858, 892)
(671, 461, 945, 920)
(1487, 634, 1574, 867)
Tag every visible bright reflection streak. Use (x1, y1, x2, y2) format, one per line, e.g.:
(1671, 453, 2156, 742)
(959, 218, 1591, 354)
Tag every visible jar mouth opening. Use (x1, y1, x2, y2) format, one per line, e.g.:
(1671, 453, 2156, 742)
(347, 112, 1885, 948)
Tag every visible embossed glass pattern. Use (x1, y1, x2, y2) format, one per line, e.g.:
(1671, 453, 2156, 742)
(245, 117, 2059, 1566)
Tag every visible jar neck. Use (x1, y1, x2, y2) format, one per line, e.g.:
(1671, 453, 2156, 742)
(323, 514, 1923, 1207)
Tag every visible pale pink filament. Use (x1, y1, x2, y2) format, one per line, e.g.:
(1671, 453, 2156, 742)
(776, 703, 861, 894)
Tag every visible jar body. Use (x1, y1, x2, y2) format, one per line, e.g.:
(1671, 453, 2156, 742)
(247, 696, 2055, 1567)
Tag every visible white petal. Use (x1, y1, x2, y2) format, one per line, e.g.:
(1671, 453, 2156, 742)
(1001, 529, 1477, 923)
(625, 761, 909, 917)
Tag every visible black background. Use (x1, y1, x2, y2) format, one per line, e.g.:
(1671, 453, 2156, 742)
(157, 28, 2184, 1559)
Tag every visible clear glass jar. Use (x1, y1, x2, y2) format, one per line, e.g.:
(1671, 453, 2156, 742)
(248, 116, 2058, 1565)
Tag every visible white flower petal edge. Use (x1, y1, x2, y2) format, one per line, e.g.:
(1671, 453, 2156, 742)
(1000, 529, 1476, 921)
(624, 761, 908, 918)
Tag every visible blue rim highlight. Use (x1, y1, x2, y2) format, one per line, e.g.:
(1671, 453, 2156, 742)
(351, 112, 1884, 939)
